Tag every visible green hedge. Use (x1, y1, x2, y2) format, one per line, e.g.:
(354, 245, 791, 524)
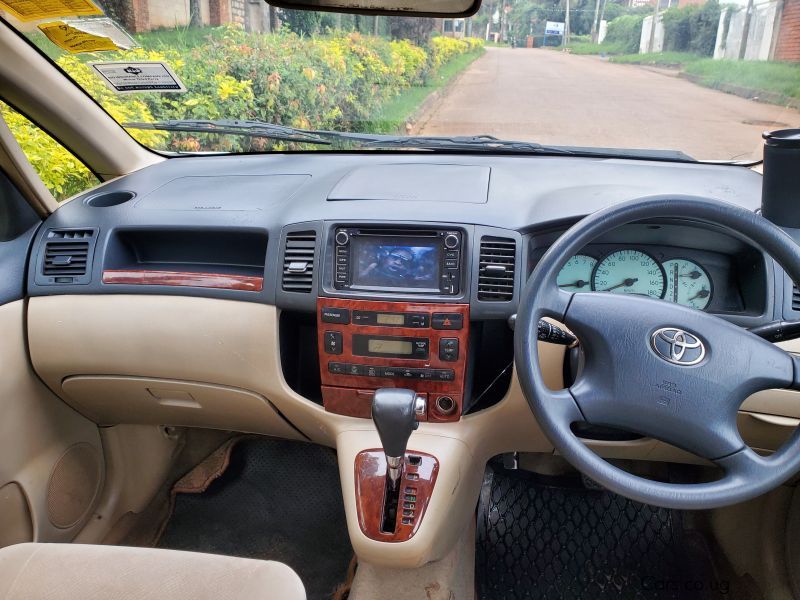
(604, 15, 644, 54)
(12, 27, 483, 197)
(661, 0, 720, 56)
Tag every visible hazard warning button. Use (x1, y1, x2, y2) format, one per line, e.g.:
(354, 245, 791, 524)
(432, 313, 463, 330)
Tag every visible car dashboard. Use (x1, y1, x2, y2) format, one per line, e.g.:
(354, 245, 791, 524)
(23, 151, 800, 563)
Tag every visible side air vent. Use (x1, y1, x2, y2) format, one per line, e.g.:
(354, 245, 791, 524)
(792, 284, 800, 311)
(42, 230, 95, 277)
(478, 236, 516, 301)
(282, 231, 316, 293)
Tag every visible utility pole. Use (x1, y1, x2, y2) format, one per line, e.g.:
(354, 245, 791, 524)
(500, 0, 508, 43)
(596, 0, 608, 42)
(564, 0, 571, 46)
(647, 0, 659, 53)
(373, 15, 380, 35)
(590, 0, 601, 43)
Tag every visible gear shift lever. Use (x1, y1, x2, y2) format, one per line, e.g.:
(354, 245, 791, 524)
(371, 388, 425, 489)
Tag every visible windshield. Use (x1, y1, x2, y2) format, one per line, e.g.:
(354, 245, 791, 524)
(1, 0, 798, 162)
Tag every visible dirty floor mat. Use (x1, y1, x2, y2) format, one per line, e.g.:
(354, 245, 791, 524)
(476, 466, 732, 600)
(157, 438, 354, 600)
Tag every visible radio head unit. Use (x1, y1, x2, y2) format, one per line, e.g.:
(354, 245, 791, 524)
(334, 228, 462, 295)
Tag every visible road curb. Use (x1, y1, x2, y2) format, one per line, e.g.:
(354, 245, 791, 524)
(679, 72, 800, 111)
(409, 56, 479, 134)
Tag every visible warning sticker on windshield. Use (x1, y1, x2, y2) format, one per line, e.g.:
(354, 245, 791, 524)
(0, 0, 102, 21)
(39, 21, 120, 53)
(89, 61, 187, 94)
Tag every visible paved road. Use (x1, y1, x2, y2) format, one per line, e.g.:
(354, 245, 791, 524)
(415, 48, 799, 161)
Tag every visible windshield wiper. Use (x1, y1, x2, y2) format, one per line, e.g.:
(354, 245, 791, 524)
(314, 132, 575, 154)
(123, 119, 331, 145)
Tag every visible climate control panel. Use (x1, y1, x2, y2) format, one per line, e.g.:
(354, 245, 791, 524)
(317, 298, 469, 422)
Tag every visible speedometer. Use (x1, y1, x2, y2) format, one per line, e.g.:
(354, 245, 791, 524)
(663, 259, 712, 310)
(592, 250, 665, 298)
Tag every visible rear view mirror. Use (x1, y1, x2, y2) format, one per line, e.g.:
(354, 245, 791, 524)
(267, 0, 481, 17)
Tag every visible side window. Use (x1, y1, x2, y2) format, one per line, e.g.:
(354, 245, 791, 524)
(0, 101, 99, 201)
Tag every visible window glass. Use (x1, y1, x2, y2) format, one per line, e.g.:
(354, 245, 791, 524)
(0, 101, 99, 201)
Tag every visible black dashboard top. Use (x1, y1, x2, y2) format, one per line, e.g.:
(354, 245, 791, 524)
(28, 152, 778, 322)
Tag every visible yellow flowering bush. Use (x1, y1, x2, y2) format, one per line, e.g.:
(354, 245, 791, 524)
(7, 26, 485, 198)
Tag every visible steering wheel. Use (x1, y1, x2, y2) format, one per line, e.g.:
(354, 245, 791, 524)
(515, 195, 800, 509)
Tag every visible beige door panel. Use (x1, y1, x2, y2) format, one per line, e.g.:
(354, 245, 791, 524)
(0, 483, 33, 547)
(0, 300, 103, 546)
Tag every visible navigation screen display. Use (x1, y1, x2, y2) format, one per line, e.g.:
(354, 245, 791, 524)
(353, 238, 440, 289)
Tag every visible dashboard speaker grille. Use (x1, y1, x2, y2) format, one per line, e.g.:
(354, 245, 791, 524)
(478, 236, 516, 301)
(282, 231, 316, 293)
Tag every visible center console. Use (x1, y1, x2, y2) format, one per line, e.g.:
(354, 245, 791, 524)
(317, 298, 469, 421)
(318, 224, 472, 543)
(318, 225, 471, 423)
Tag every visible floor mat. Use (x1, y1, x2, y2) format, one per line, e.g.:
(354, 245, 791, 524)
(157, 438, 354, 600)
(476, 466, 728, 600)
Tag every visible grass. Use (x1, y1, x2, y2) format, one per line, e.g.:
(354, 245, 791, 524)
(555, 41, 631, 55)
(368, 48, 485, 133)
(610, 51, 703, 66)
(136, 26, 224, 50)
(684, 59, 800, 102)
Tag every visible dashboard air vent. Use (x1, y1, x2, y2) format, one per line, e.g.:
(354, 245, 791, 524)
(42, 230, 94, 277)
(478, 236, 516, 301)
(793, 284, 800, 311)
(282, 231, 316, 293)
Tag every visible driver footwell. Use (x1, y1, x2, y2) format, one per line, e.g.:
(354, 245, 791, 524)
(476, 466, 748, 600)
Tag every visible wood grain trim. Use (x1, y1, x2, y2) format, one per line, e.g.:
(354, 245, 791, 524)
(317, 298, 469, 422)
(355, 449, 439, 543)
(102, 270, 263, 292)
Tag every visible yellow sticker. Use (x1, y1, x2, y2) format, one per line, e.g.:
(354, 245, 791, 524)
(39, 21, 119, 53)
(0, 0, 102, 22)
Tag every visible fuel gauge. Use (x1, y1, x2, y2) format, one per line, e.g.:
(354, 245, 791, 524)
(663, 259, 712, 310)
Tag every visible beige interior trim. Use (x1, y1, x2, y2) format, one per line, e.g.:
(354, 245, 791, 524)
(711, 486, 796, 599)
(349, 518, 475, 599)
(73, 425, 182, 545)
(0, 20, 162, 180)
(0, 111, 57, 215)
(0, 300, 102, 545)
(0, 542, 306, 600)
(26, 294, 800, 565)
(337, 430, 483, 568)
(743, 388, 800, 420)
(0, 483, 33, 547)
(60, 376, 305, 440)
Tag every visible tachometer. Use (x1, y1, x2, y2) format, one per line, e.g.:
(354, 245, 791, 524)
(663, 259, 712, 310)
(592, 250, 665, 298)
(557, 254, 597, 290)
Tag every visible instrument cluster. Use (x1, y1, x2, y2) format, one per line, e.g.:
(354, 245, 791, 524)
(557, 249, 713, 310)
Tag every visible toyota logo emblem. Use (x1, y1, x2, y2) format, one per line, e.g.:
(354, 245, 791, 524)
(650, 327, 706, 366)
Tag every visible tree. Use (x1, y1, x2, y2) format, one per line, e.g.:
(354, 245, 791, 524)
(281, 8, 322, 35)
(387, 17, 435, 44)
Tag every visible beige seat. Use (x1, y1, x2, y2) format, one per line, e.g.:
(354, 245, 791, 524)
(0, 543, 305, 600)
